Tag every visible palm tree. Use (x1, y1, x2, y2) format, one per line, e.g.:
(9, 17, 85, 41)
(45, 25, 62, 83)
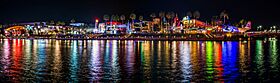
(50, 20, 55, 25)
(139, 15, 144, 29)
(170, 12, 175, 25)
(71, 19, 76, 23)
(130, 13, 136, 29)
(57, 21, 65, 26)
(211, 16, 219, 26)
(220, 11, 229, 24)
(166, 12, 171, 20)
(110, 15, 116, 30)
(139, 15, 144, 21)
(170, 12, 175, 19)
(40, 22, 45, 26)
(115, 15, 120, 22)
(150, 13, 156, 19)
(239, 19, 247, 28)
(149, 13, 156, 32)
(159, 11, 165, 28)
(110, 15, 119, 31)
(103, 14, 110, 30)
(120, 15, 126, 24)
(165, 12, 175, 26)
(166, 12, 172, 27)
(187, 11, 192, 18)
(193, 11, 200, 19)
(159, 12, 165, 18)
(103, 14, 110, 22)
(112, 15, 119, 21)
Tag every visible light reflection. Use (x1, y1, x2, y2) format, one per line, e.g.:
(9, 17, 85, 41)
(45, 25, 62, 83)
(103, 40, 111, 81)
(32, 39, 38, 78)
(1, 39, 11, 76)
(239, 41, 250, 77)
(126, 40, 135, 76)
(37, 39, 47, 71)
(164, 41, 170, 66)
(0, 39, 279, 82)
(190, 41, 199, 81)
(171, 41, 178, 69)
(102, 40, 121, 81)
(89, 40, 102, 81)
(24, 40, 32, 56)
(205, 41, 214, 81)
(102, 40, 111, 80)
(254, 40, 264, 79)
(157, 41, 162, 59)
(22, 39, 33, 81)
(52, 40, 62, 81)
(70, 40, 78, 81)
(269, 40, 278, 72)
(111, 40, 120, 81)
(140, 41, 145, 65)
(142, 41, 151, 79)
(222, 41, 239, 81)
(11, 39, 23, 81)
(180, 41, 191, 82)
(214, 42, 223, 81)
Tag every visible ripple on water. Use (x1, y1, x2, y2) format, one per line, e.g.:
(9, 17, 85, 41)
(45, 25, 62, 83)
(0, 39, 279, 82)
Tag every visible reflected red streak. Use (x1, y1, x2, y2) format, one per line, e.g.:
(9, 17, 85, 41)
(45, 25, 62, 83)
(11, 39, 23, 78)
(215, 42, 224, 82)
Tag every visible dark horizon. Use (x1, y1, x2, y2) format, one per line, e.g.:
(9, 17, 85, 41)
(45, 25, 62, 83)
(0, 0, 279, 26)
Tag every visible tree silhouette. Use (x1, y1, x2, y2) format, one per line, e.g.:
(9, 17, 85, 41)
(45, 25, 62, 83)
(130, 13, 136, 29)
(120, 15, 126, 24)
(193, 11, 200, 19)
(220, 11, 229, 24)
(187, 11, 192, 18)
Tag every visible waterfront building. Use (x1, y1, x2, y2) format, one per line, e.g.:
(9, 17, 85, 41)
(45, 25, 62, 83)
(102, 21, 127, 34)
(4, 26, 26, 36)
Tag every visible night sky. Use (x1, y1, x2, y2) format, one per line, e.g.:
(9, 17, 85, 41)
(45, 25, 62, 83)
(0, 0, 279, 26)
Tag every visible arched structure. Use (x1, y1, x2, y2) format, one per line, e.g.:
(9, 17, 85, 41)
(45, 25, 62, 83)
(5, 26, 26, 36)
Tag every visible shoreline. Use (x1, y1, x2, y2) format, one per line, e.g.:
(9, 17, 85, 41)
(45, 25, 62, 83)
(0, 37, 274, 41)
(1, 33, 279, 41)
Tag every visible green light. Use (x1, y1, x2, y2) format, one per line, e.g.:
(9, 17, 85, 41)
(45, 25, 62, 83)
(206, 41, 214, 81)
(140, 42, 145, 64)
(269, 40, 278, 71)
(255, 40, 264, 78)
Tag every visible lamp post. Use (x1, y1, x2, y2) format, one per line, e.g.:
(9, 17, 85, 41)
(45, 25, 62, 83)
(273, 26, 276, 32)
(95, 18, 99, 33)
(258, 25, 262, 31)
(269, 26, 275, 33)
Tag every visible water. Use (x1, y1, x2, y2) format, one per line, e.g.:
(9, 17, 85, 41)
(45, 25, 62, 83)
(0, 39, 279, 82)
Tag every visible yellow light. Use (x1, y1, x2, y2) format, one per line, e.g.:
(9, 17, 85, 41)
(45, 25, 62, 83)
(95, 19, 99, 23)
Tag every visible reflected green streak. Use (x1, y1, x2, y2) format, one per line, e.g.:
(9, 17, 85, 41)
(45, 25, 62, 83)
(255, 40, 264, 78)
(206, 41, 214, 81)
(269, 40, 278, 71)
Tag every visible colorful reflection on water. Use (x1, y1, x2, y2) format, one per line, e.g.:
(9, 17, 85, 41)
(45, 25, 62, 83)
(0, 39, 279, 82)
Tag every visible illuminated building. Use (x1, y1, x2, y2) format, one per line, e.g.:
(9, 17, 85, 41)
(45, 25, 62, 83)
(70, 23, 85, 27)
(151, 18, 161, 32)
(181, 17, 206, 28)
(102, 21, 128, 34)
(5, 26, 26, 36)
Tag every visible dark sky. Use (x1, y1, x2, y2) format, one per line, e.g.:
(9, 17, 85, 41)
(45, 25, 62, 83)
(0, 0, 279, 26)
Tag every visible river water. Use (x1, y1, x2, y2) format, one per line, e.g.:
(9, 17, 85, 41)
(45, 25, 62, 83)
(0, 39, 279, 82)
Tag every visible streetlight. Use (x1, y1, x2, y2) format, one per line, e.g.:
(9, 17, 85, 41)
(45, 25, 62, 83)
(268, 26, 273, 32)
(95, 18, 99, 33)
